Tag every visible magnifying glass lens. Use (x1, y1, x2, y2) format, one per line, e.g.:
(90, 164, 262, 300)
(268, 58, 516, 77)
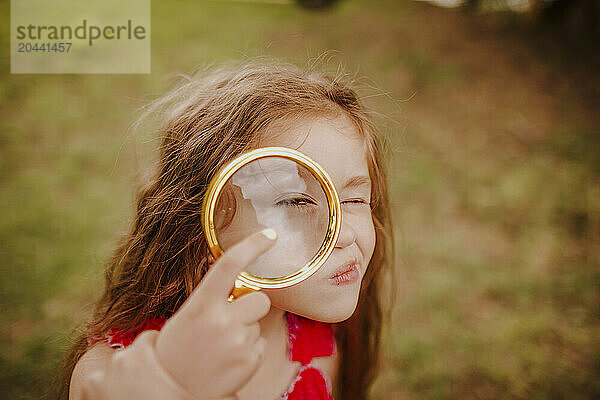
(214, 156, 329, 279)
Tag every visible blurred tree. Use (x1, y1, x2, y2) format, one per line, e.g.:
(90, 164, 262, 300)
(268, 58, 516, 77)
(463, 0, 599, 68)
(464, 0, 599, 40)
(538, 0, 600, 44)
(296, 0, 340, 9)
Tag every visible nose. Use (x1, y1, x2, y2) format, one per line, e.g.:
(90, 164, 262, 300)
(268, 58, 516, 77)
(335, 215, 357, 249)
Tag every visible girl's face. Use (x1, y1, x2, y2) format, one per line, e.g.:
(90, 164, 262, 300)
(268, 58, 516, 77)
(260, 114, 376, 323)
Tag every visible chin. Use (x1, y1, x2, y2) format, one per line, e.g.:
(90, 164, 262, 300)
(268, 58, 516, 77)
(309, 304, 359, 323)
(267, 283, 362, 323)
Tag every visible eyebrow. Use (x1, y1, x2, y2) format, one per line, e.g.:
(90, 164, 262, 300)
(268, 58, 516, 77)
(342, 175, 372, 191)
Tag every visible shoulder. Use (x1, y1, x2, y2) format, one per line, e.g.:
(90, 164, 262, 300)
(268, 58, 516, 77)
(69, 342, 115, 400)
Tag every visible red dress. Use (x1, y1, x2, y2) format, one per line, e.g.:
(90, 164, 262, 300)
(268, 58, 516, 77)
(97, 313, 336, 399)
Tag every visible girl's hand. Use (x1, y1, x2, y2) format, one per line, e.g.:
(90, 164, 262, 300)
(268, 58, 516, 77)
(79, 331, 202, 400)
(154, 229, 276, 399)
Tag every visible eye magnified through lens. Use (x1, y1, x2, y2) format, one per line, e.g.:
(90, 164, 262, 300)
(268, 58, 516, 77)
(201, 147, 341, 299)
(215, 156, 328, 279)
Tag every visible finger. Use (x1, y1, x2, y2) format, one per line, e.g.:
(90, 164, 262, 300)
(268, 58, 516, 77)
(231, 291, 271, 323)
(253, 337, 268, 365)
(245, 323, 261, 344)
(199, 229, 277, 301)
(130, 329, 159, 350)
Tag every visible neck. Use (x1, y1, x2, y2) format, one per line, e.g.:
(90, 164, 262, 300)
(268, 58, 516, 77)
(234, 306, 293, 399)
(259, 306, 288, 353)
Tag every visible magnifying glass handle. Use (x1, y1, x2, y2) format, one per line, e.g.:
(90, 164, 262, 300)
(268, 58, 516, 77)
(227, 278, 260, 302)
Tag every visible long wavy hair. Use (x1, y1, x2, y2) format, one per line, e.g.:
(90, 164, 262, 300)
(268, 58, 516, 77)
(55, 60, 394, 400)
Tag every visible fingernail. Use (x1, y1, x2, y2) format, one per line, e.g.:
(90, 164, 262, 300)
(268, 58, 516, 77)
(261, 228, 277, 240)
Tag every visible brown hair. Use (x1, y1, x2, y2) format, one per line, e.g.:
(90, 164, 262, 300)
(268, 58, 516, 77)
(55, 60, 394, 400)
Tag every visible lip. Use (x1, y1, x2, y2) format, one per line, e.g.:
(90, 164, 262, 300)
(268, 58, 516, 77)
(328, 262, 360, 286)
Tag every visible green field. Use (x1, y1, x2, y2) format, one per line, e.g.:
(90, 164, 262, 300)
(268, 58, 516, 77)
(1, 0, 598, 398)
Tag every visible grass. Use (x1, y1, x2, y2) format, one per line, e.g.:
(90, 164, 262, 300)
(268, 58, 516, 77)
(1, 0, 598, 398)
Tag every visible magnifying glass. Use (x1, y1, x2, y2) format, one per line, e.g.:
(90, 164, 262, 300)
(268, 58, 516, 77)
(201, 147, 341, 301)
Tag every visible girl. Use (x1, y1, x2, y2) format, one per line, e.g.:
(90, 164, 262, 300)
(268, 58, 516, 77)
(58, 60, 393, 400)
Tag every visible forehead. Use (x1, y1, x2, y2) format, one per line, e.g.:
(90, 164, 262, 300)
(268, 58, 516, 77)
(261, 114, 370, 186)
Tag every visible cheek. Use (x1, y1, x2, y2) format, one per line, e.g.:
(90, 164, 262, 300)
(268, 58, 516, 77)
(353, 211, 377, 266)
(260, 212, 376, 322)
(262, 281, 321, 318)
(366, 218, 377, 260)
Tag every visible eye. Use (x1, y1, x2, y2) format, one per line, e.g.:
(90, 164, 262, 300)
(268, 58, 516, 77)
(342, 198, 371, 207)
(275, 194, 318, 208)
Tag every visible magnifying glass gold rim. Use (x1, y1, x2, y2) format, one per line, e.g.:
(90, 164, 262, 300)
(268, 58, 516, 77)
(201, 147, 341, 290)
